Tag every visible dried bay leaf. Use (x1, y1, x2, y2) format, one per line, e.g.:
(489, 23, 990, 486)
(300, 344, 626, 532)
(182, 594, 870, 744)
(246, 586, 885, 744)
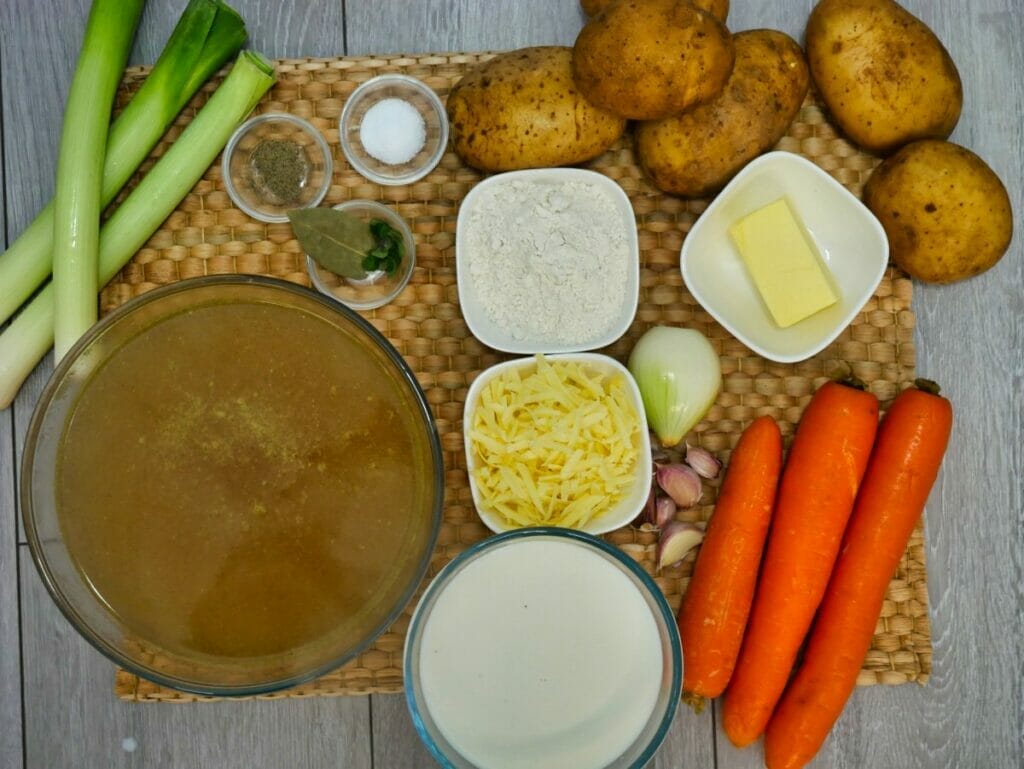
(288, 208, 375, 279)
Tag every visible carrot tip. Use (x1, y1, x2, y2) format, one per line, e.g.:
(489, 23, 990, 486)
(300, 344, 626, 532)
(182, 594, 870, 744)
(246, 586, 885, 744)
(681, 691, 707, 714)
(913, 377, 942, 396)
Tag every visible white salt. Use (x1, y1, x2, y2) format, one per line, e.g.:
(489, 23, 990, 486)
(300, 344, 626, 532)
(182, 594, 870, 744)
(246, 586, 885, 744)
(360, 98, 426, 165)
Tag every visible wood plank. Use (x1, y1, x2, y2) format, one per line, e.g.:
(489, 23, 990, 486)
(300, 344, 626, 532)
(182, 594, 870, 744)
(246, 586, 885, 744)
(343, 0, 586, 56)
(0, 45, 27, 769)
(19, 546, 372, 769)
(130, 0, 346, 63)
(370, 694, 436, 767)
(1, 0, 86, 546)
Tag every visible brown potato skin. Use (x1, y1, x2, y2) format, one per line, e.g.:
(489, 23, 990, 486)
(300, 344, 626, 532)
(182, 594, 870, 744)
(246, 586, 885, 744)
(581, 0, 729, 24)
(446, 47, 627, 172)
(635, 29, 809, 197)
(864, 140, 1013, 283)
(572, 0, 735, 121)
(806, 0, 962, 155)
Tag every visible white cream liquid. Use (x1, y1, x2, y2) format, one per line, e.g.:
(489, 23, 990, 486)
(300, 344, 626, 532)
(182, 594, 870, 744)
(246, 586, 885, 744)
(418, 538, 663, 769)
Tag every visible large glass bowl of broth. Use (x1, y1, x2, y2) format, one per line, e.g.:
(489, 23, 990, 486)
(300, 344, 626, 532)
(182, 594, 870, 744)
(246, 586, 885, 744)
(22, 275, 444, 696)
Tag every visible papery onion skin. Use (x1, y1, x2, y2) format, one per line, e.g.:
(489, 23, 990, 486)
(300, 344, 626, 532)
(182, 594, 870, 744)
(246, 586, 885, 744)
(628, 326, 722, 447)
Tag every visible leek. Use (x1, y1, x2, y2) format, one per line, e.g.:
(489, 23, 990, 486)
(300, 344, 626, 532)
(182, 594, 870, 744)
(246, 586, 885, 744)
(52, 0, 146, 360)
(0, 51, 276, 409)
(0, 0, 247, 329)
(627, 326, 722, 447)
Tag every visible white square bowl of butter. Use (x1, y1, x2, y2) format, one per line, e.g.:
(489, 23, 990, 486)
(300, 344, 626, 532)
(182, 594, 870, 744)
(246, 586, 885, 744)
(463, 353, 652, 536)
(681, 151, 889, 364)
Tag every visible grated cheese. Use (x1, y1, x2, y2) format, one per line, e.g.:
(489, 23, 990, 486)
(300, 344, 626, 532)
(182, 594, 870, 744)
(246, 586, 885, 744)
(469, 356, 640, 529)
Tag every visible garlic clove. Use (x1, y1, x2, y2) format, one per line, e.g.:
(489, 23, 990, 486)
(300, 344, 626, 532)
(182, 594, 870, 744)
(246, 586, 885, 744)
(685, 444, 722, 480)
(656, 463, 703, 508)
(655, 522, 705, 572)
(653, 495, 677, 529)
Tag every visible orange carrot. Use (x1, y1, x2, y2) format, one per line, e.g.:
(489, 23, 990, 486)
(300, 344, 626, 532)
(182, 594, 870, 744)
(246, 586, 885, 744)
(678, 415, 782, 709)
(764, 381, 952, 769)
(722, 380, 879, 748)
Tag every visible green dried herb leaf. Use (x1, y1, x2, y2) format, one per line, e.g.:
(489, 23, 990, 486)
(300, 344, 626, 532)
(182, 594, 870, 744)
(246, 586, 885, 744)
(362, 218, 406, 277)
(288, 208, 376, 279)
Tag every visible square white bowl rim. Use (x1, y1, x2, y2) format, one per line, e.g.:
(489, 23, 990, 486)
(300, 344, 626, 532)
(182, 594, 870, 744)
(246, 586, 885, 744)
(463, 353, 652, 536)
(456, 167, 640, 355)
(680, 151, 889, 364)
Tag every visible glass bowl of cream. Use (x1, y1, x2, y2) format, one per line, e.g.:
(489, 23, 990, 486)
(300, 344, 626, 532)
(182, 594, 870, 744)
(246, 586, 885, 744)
(339, 74, 449, 186)
(404, 527, 682, 769)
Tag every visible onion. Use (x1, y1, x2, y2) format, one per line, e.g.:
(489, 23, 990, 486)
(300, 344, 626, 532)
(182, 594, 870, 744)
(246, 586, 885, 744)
(627, 326, 721, 447)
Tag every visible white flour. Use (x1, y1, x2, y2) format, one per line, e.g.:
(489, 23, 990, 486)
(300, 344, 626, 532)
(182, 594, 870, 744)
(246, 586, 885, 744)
(463, 178, 629, 345)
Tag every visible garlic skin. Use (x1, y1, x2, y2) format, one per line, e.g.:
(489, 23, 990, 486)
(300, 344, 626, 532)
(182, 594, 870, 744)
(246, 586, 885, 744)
(656, 521, 705, 571)
(656, 463, 703, 508)
(653, 495, 677, 529)
(685, 445, 722, 480)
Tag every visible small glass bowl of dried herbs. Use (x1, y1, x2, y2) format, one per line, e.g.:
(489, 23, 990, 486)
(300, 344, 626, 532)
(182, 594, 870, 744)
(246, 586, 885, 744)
(295, 201, 416, 310)
(223, 113, 332, 223)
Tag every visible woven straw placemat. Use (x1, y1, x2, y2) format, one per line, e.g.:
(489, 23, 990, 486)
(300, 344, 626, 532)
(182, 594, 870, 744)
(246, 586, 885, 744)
(109, 53, 928, 702)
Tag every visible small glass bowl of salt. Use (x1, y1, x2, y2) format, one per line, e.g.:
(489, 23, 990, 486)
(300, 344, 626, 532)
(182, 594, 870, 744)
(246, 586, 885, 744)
(339, 74, 449, 186)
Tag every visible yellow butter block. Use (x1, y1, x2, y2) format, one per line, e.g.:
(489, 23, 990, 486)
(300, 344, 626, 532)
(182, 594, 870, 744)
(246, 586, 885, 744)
(729, 198, 838, 328)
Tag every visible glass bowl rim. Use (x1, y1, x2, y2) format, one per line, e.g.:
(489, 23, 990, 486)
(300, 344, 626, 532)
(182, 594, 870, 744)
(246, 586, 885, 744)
(20, 274, 445, 697)
(338, 73, 450, 187)
(304, 199, 418, 311)
(402, 526, 683, 769)
(221, 112, 334, 224)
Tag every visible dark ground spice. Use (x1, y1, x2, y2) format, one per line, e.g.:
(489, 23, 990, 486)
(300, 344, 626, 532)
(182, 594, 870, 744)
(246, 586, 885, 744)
(249, 139, 309, 204)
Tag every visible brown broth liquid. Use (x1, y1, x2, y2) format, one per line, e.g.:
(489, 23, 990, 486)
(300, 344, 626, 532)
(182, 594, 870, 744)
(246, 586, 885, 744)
(57, 300, 435, 660)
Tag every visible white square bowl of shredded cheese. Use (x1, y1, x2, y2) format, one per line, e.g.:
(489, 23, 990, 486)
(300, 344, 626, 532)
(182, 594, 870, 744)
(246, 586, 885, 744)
(456, 169, 639, 354)
(464, 353, 651, 536)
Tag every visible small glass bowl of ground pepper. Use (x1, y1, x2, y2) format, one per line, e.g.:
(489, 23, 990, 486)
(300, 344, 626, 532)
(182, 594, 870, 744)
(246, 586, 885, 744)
(305, 200, 417, 311)
(222, 113, 332, 223)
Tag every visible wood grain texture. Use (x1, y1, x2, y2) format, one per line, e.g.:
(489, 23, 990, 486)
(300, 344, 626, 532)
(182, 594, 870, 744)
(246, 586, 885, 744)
(19, 553, 373, 769)
(1, 0, 1022, 767)
(0, 48, 26, 769)
(343, 0, 586, 55)
(130, 0, 346, 62)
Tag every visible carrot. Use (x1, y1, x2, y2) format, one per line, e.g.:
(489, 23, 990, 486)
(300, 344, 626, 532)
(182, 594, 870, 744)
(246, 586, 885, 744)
(722, 380, 879, 748)
(677, 415, 782, 710)
(764, 380, 953, 769)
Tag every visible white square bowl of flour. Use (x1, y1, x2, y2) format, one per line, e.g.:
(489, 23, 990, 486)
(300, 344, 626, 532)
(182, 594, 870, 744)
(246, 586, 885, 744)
(456, 168, 639, 354)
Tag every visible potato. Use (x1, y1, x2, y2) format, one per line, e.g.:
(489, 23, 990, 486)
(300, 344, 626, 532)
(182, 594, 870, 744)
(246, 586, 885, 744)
(864, 140, 1013, 283)
(806, 0, 962, 155)
(581, 0, 729, 24)
(572, 0, 735, 121)
(636, 29, 809, 197)
(446, 47, 626, 172)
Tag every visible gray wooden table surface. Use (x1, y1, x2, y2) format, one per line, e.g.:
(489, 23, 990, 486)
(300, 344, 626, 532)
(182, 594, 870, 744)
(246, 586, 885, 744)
(1, 1, 1021, 767)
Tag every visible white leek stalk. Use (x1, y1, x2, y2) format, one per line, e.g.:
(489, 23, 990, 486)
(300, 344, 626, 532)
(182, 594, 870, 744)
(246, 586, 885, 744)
(0, 51, 276, 409)
(52, 0, 147, 360)
(627, 326, 722, 447)
(0, 0, 246, 329)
